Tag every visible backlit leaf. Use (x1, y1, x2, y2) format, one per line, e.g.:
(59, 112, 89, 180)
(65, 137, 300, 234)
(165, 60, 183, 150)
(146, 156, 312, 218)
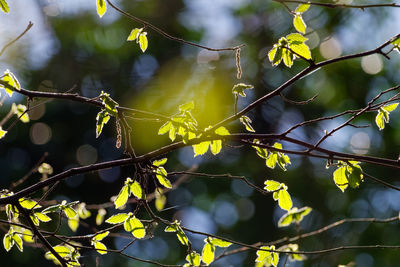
(35, 212, 51, 222)
(138, 32, 148, 52)
(96, 0, 106, 18)
(375, 111, 385, 130)
(186, 252, 201, 266)
(127, 28, 141, 41)
(211, 238, 232, 248)
(382, 103, 398, 112)
(240, 116, 255, 132)
(12, 234, 23, 252)
(215, 126, 230, 136)
(155, 189, 167, 211)
(278, 189, 292, 211)
(11, 104, 29, 123)
(93, 231, 109, 241)
(130, 180, 145, 199)
(202, 242, 215, 265)
(64, 207, 77, 219)
(264, 180, 282, 192)
(0, 127, 7, 139)
(105, 213, 129, 224)
(293, 15, 306, 34)
(210, 140, 222, 155)
(193, 141, 210, 157)
(114, 185, 129, 209)
(94, 241, 107, 255)
(158, 121, 172, 135)
(0, 0, 9, 13)
(155, 167, 172, 188)
(333, 166, 348, 192)
(282, 47, 294, 67)
(68, 216, 79, 232)
(1, 70, 20, 97)
(125, 217, 145, 239)
(179, 101, 195, 112)
(232, 83, 254, 97)
(19, 198, 40, 209)
(295, 3, 310, 13)
(96, 110, 110, 138)
(153, 158, 167, 166)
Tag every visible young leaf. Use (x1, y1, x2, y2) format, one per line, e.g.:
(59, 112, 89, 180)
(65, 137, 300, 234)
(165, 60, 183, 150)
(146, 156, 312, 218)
(127, 28, 142, 41)
(211, 238, 232, 248)
(333, 166, 348, 192)
(202, 241, 215, 266)
(92, 231, 110, 242)
(130, 180, 145, 199)
(96, 0, 106, 18)
(232, 83, 254, 97)
(38, 163, 53, 175)
(155, 166, 172, 188)
(155, 189, 167, 211)
(125, 216, 146, 239)
(0, 127, 7, 139)
(3, 230, 13, 252)
(295, 3, 310, 13)
(268, 45, 283, 66)
(11, 104, 29, 123)
(21, 228, 34, 243)
(96, 208, 106, 225)
(158, 121, 173, 135)
(375, 103, 398, 130)
(114, 185, 129, 209)
(240, 116, 255, 132)
(12, 233, 23, 252)
(293, 15, 306, 34)
(64, 206, 78, 219)
(138, 32, 148, 52)
(105, 213, 129, 224)
(278, 207, 312, 227)
(153, 158, 167, 167)
(282, 47, 294, 67)
(179, 101, 195, 112)
(96, 110, 110, 138)
(68, 216, 79, 232)
(264, 180, 282, 192)
(0, 0, 9, 13)
(392, 37, 400, 53)
(185, 252, 201, 267)
(256, 246, 279, 267)
(215, 126, 230, 136)
(94, 241, 108, 255)
(278, 189, 292, 211)
(35, 212, 52, 222)
(193, 141, 210, 157)
(210, 140, 222, 155)
(1, 70, 20, 97)
(19, 198, 40, 209)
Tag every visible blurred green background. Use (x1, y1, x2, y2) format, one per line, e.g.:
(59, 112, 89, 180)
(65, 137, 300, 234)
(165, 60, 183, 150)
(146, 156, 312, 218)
(0, 0, 399, 266)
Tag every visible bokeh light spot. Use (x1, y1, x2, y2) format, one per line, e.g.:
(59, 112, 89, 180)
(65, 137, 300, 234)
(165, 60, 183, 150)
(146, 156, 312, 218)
(361, 54, 383, 75)
(319, 37, 342, 59)
(76, 144, 98, 166)
(30, 122, 52, 145)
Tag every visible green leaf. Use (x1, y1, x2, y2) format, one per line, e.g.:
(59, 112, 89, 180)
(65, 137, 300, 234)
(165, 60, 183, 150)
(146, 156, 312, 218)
(127, 28, 142, 41)
(96, 110, 110, 138)
(94, 241, 107, 255)
(155, 166, 172, 188)
(210, 140, 222, 155)
(240, 116, 255, 132)
(0, 127, 7, 139)
(35, 212, 52, 222)
(93, 231, 109, 242)
(282, 48, 294, 67)
(333, 166, 348, 192)
(210, 238, 232, 248)
(179, 101, 195, 112)
(114, 185, 129, 209)
(105, 213, 129, 224)
(77, 203, 91, 219)
(155, 189, 167, 211)
(64, 207, 77, 219)
(125, 216, 146, 239)
(293, 15, 306, 34)
(286, 33, 308, 43)
(153, 158, 167, 167)
(21, 228, 34, 243)
(68, 216, 79, 232)
(96, 208, 106, 225)
(256, 246, 279, 267)
(264, 180, 282, 192)
(158, 121, 173, 135)
(0, 0, 9, 13)
(392, 37, 400, 53)
(11, 104, 29, 123)
(19, 198, 40, 209)
(186, 252, 201, 266)
(278, 189, 292, 211)
(96, 0, 106, 18)
(176, 229, 189, 245)
(1, 70, 21, 97)
(278, 207, 312, 227)
(202, 242, 215, 266)
(138, 32, 148, 52)
(295, 3, 310, 13)
(346, 164, 363, 189)
(215, 126, 230, 136)
(269, 45, 283, 66)
(375, 110, 385, 130)
(42, 204, 61, 214)
(266, 153, 278, 169)
(130, 180, 145, 199)
(38, 163, 53, 175)
(100, 91, 118, 116)
(12, 233, 23, 252)
(3, 231, 13, 252)
(232, 83, 254, 97)
(193, 141, 210, 157)
(164, 224, 179, 232)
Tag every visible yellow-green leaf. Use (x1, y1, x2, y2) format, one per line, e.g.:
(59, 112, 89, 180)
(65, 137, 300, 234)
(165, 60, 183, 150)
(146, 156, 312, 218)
(1, 70, 20, 97)
(295, 3, 310, 13)
(158, 121, 172, 135)
(35, 212, 52, 222)
(96, 208, 106, 225)
(105, 213, 129, 224)
(0, 0, 9, 13)
(0, 127, 7, 139)
(193, 141, 210, 157)
(186, 252, 201, 266)
(202, 242, 215, 266)
(12, 233, 23, 252)
(68, 216, 79, 232)
(282, 48, 294, 67)
(93, 231, 110, 242)
(125, 217, 146, 239)
(130, 181, 145, 199)
(11, 104, 29, 123)
(64, 207, 77, 219)
(211, 238, 232, 248)
(264, 180, 282, 192)
(153, 158, 167, 167)
(215, 126, 230, 136)
(3, 232, 13, 251)
(240, 116, 255, 132)
(289, 42, 311, 60)
(179, 101, 195, 112)
(333, 166, 348, 192)
(210, 140, 222, 155)
(21, 229, 34, 243)
(278, 189, 292, 211)
(375, 111, 385, 130)
(155, 189, 167, 211)
(114, 185, 129, 209)
(155, 167, 172, 188)
(232, 83, 254, 97)
(176, 229, 188, 245)
(127, 28, 141, 41)
(96, 0, 106, 18)
(19, 198, 40, 209)
(138, 32, 148, 52)
(94, 241, 107, 255)
(293, 15, 306, 34)
(96, 110, 110, 138)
